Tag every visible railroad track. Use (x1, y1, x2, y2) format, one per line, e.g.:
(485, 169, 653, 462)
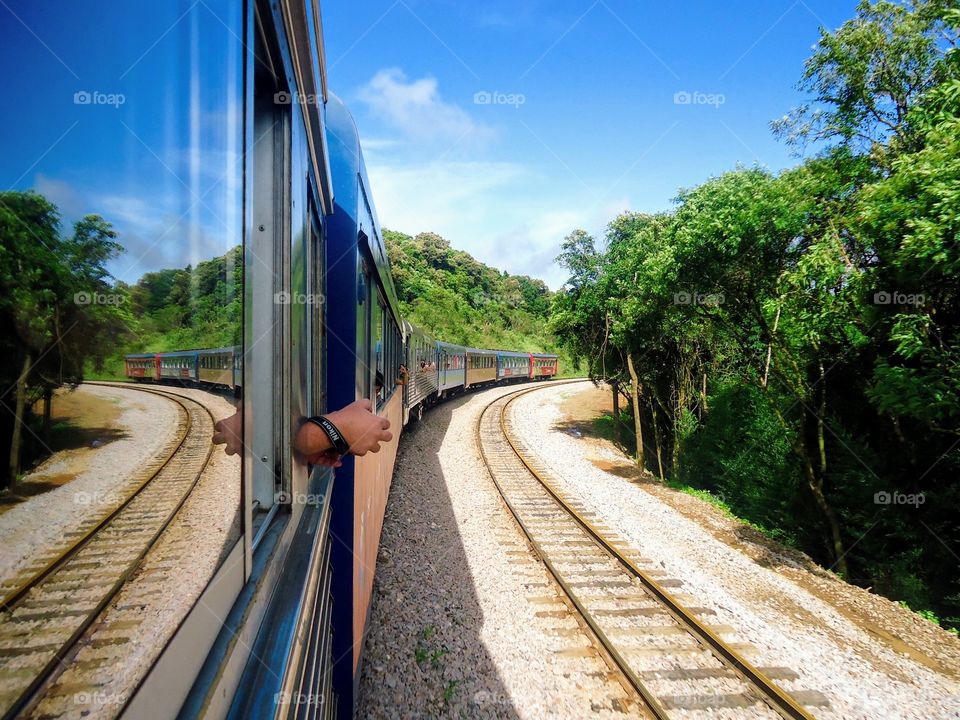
(0, 383, 215, 720)
(478, 382, 827, 720)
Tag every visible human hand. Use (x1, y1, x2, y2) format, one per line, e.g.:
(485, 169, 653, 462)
(212, 410, 242, 456)
(304, 448, 343, 468)
(325, 399, 392, 456)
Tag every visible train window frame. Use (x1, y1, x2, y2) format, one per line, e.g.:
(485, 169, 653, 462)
(246, 5, 293, 561)
(307, 191, 325, 416)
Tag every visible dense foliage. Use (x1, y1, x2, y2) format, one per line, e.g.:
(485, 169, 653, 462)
(0, 192, 129, 486)
(552, 0, 960, 628)
(384, 229, 565, 358)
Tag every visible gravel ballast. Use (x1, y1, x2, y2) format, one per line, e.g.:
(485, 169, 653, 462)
(0, 384, 180, 585)
(507, 382, 960, 720)
(357, 383, 646, 719)
(29, 384, 242, 720)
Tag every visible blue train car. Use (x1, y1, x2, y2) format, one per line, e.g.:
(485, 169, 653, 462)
(437, 341, 467, 392)
(157, 350, 199, 382)
(324, 92, 405, 718)
(498, 350, 532, 380)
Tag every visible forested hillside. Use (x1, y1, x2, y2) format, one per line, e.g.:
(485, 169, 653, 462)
(95, 247, 242, 378)
(384, 229, 565, 358)
(551, 1, 960, 629)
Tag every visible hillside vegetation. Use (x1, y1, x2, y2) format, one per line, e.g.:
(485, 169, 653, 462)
(384, 229, 566, 360)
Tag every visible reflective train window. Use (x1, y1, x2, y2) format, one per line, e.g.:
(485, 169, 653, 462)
(374, 290, 385, 407)
(0, 0, 244, 703)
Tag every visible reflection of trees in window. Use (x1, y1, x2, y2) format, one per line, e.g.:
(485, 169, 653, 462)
(0, 192, 128, 489)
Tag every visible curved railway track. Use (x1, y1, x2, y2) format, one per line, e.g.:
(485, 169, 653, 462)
(478, 382, 825, 720)
(0, 383, 216, 720)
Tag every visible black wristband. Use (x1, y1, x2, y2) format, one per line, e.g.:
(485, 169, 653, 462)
(306, 416, 351, 456)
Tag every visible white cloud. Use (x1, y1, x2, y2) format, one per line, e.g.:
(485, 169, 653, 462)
(356, 68, 495, 150)
(365, 158, 616, 290)
(352, 67, 630, 289)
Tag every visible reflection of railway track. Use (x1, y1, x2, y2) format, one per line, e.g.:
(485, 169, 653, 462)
(478, 383, 826, 720)
(0, 383, 215, 720)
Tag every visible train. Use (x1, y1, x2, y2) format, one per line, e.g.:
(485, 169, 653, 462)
(124, 344, 557, 419)
(101, 2, 556, 719)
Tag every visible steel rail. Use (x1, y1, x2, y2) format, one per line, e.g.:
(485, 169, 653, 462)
(1, 382, 216, 720)
(477, 380, 667, 718)
(497, 383, 816, 720)
(0, 383, 193, 612)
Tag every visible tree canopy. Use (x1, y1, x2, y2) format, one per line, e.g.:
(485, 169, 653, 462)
(552, 0, 960, 629)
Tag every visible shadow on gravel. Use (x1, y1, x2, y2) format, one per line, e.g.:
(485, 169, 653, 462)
(357, 393, 521, 719)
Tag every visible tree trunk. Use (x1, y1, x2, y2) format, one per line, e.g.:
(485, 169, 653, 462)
(626, 352, 644, 469)
(42, 388, 52, 438)
(762, 305, 782, 388)
(800, 450, 848, 577)
(611, 381, 620, 444)
(9, 353, 31, 488)
(651, 400, 665, 481)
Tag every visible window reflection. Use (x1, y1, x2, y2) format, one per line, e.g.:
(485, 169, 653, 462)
(0, 3, 243, 707)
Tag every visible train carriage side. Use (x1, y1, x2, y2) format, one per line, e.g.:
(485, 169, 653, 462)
(157, 350, 199, 383)
(324, 93, 407, 719)
(403, 320, 439, 424)
(124, 353, 157, 381)
(198, 346, 236, 387)
(465, 347, 497, 388)
(497, 350, 530, 381)
(437, 341, 467, 393)
(533, 353, 559, 379)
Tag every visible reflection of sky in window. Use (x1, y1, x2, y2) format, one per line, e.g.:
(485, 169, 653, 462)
(0, 2, 243, 284)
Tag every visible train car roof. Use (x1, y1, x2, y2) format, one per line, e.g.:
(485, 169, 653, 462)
(403, 320, 436, 342)
(436, 341, 467, 353)
(196, 346, 239, 354)
(326, 93, 403, 326)
(125, 353, 155, 359)
(496, 350, 531, 357)
(532, 353, 559, 358)
(156, 350, 200, 357)
(465, 347, 497, 355)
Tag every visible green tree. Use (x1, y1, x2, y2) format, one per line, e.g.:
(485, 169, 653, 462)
(0, 192, 128, 488)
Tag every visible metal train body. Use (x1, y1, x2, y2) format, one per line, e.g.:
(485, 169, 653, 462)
(114, 2, 557, 718)
(125, 347, 242, 389)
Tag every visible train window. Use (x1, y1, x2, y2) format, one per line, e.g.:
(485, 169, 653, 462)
(358, 258, 372, 400)
(308, 196, 325, 414)
(373, 290, 385, 408)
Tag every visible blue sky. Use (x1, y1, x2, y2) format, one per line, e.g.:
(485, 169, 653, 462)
(323, 0, 857, 287)
(0, 1, 858, 289)
(0, 2, 243, 285)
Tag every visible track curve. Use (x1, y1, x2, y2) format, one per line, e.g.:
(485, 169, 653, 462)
(478, 381, 822, 720)
(0, 383, 215, 720)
